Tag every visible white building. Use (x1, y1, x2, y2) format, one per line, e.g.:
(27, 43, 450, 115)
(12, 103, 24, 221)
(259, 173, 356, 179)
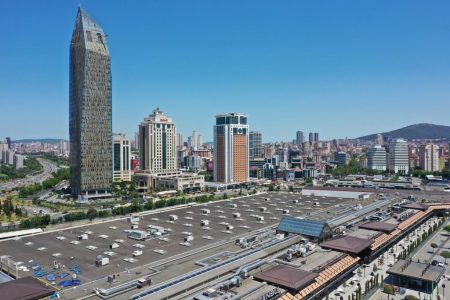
(388, 138, 409, 174)
(419, 144, 439, 172)
(139, 108, 177, 173)
(13, 154, 24, 170)
(0, 143, 8, 164)
(113, 133, 132, 182)
(367, 145, 387, 171)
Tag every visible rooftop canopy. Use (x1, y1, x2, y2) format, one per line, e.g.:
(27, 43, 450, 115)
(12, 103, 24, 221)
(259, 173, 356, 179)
(359, 221, 398, 233)
(320, 236, 373, 255)
(0, 276, 56, 300)
(401, 203, 429, 211)
(387, 259, 445, 283)
(253, 265, 318, 291)
(277, 216, 331, 241)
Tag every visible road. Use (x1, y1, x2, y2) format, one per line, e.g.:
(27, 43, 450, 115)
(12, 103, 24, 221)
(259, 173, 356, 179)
(0, 158, 59, 191)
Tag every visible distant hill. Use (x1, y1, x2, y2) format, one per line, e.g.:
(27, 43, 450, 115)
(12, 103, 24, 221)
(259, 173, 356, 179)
(13, 138, 66, 144)
(358, 123, 450, 141)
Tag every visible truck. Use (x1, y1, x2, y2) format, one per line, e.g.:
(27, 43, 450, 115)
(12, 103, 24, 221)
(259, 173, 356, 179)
(132, 250, 143, 257)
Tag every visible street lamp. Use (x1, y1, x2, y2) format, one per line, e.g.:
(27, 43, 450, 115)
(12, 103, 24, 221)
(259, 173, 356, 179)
(443, 284, 446, 300)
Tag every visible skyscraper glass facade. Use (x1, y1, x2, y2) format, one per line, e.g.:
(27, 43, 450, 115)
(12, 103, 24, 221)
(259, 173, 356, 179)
(69, 7, 112, 196)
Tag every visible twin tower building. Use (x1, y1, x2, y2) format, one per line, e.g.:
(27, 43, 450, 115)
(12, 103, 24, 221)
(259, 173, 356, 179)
(69, 8, 249, 199)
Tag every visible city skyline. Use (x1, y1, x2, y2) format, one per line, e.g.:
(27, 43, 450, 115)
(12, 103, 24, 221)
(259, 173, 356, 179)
(2, 1, 450, 141)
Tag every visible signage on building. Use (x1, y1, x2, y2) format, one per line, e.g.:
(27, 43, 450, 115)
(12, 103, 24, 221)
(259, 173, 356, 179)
(255, 288, 281, 300)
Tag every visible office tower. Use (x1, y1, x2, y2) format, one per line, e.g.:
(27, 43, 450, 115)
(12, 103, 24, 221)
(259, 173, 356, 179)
(296, 131, 304, 146)
(308, 132, 314, 144)
(214, 113, 249, 183)
(314, 132, 319, 143)
(333, 151, 348, 166)
(13, 154, 24, 170)
(376, 133, 384, 145)
(0, 142, 8, 163)
(388, 138, 409, 174)
(139, 108, 177, 173)
(249, 131, 262, 159)
(176, 133, 184, 149)
(113, 134, 132, 182)
(134, 132, 139, 150)
(69, 7, 113, 198)
(3, 150, 14, 165)
(419, 144, 439, 172)
(367, 145, 387, 171)
(6, 137, 11, 149)
(189, 130, 202, 149)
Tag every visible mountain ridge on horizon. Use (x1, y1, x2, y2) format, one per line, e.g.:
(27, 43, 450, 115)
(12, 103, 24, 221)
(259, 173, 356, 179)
(357, 123, 450, 141)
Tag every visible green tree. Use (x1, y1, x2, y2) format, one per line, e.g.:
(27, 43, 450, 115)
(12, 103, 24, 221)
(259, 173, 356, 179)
(86, 208, 98, 221)
(440, 251, 450, 264)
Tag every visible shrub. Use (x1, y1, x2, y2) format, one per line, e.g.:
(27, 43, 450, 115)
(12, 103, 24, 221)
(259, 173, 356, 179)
(383, 285, 394, 295)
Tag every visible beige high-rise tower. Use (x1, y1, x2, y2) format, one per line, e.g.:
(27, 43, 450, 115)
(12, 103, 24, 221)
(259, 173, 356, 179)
(139, 108, 177, 173)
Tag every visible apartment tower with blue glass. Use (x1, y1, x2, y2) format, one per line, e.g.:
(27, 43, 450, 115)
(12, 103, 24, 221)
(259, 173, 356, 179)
(69, 7, 113, 198)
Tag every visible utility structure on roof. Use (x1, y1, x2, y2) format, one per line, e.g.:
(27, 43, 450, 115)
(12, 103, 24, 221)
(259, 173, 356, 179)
(276, 216, 332, 242)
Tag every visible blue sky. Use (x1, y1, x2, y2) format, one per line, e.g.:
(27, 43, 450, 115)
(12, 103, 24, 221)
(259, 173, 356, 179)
(1, 1, 450, 142)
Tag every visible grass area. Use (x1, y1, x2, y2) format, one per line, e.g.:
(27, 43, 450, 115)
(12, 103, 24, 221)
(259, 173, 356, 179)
(0, 157, 43, 182)
(41, 153, 69, 167)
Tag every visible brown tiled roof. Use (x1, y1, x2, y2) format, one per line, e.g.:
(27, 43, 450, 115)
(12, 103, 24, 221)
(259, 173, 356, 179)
(359, 221, 398, 233)
(0, 276, 55, 300)
(253, 265, 318, 291)
(320, 236, 373, 254)
(401, 203, 429, 211)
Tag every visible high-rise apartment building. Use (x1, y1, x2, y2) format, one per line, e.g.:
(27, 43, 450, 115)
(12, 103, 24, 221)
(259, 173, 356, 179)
(249, 131, 262, 159)
(6, 137, 11, 149)
(214, 113, 249, 183)
(314, 132, 319, 143)
(296, 131, 304, 146)
(367, 145, 387, 171)
(139, 108, 177, 173)
(113, 134, 132, 182)
(69, 7, 112, 198)
(419, 144, 439, 172)
(13, 154, 24, 170)
(388, 138, 409, 174)
(176, 133, 184, 149)
(308, 132, 314, 145)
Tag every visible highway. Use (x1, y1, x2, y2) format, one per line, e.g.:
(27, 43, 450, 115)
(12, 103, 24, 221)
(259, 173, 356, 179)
(0, 158, 59, 191)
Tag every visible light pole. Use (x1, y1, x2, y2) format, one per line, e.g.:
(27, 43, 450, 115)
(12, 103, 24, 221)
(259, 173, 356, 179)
(443, 283, 446, 300)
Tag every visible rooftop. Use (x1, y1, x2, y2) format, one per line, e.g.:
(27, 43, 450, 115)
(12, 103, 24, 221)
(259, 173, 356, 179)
(0, 276, 56, 300)
(253, 265, 318, 291)
(359, 221, 398, 233)
(320, 236, 373, 254)
(401, 203, 429, 211)
(387, 259, 445, 283)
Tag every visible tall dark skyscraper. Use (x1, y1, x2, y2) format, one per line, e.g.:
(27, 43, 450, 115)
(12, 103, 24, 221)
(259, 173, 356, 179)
(69, 7, 112, 198)
(295, 131, 304, 146)
(249, 131, 262, 159)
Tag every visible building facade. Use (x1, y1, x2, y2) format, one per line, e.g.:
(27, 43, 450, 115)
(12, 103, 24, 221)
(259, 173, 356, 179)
(139, 108, 177, 173)
(249, 131, 262, 159)
(296, 131, 304, 146)
(69, 7, 113, 198)
(113, 134, 132, 182)
(213, 113, 249, 183)
(419, 144, 439, 172)
(367, 145, 387, 171)
(388, 138, 409, 174)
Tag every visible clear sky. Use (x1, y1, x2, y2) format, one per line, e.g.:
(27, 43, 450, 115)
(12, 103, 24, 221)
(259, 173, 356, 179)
(1, 1, 450, 142)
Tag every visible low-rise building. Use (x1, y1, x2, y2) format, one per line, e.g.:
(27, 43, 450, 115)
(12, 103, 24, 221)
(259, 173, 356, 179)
(134, 171, 204, 194)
